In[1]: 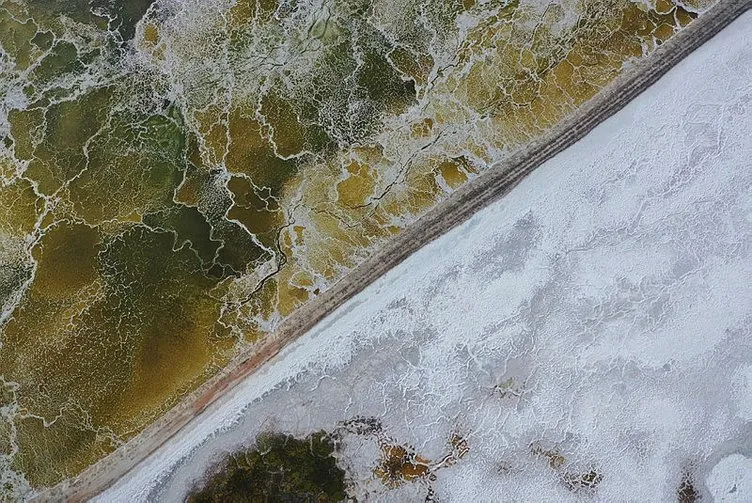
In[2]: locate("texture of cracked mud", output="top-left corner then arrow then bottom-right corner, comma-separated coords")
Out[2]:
0,0 -> 722,497
101,10 -> 752,502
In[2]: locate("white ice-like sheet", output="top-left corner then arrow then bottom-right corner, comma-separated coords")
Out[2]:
100,11 -> 752,503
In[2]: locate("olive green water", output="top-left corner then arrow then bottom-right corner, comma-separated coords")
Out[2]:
0,0 -> 714,497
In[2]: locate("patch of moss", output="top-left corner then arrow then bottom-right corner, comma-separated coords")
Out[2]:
31,40 -> 84,86
0,223 -> 234,485
14,87 -> 114,195
69,106 -> 186,223
26,0 -> 108,26
0,9 -> 39,70
91,0 -> 158,40
188,431 -> 347,503
143,205 -> 220,268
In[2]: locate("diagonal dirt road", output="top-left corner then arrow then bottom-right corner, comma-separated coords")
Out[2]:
36,0 -> 752,500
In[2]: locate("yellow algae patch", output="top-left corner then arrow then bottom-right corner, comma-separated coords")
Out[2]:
175,161 -> 209,207
261,91 -> 304,158
226,107 -> 297,191
0,177 -> 41,236
29,222 -> 99,300
12,409 -> 117,489
336,161 -> 377,208
389,46 -> 435,89
437,158 -> 470,190
226,175 -> 284,236
0,224 -> 235,483
228,0 -> 279,29
138,21 -> 166,60
143,22 -> 159,45
192,107 -> 229,167
410,117 -> 434,139
276,272 -> 311,318
0,9 -> 41,71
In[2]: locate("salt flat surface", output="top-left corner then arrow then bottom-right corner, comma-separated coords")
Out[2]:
100,11 -> 752,502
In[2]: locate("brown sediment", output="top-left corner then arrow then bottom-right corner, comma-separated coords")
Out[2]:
372,434 -> 468,489
677,473 -> 701,503
375,444 -> 434,487
340,416 -> 468,490
563,469 -> 604,492
531,443 -> 567,470
531,442 -> 603,492
32,1 -> 752,500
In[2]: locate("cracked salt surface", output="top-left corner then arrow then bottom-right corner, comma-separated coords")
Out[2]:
100,10 -> 752,503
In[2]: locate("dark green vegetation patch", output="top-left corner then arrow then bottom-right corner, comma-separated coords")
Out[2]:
187,431 -> 347,503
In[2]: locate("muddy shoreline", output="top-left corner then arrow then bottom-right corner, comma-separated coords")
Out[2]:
35,1 -> 752,500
